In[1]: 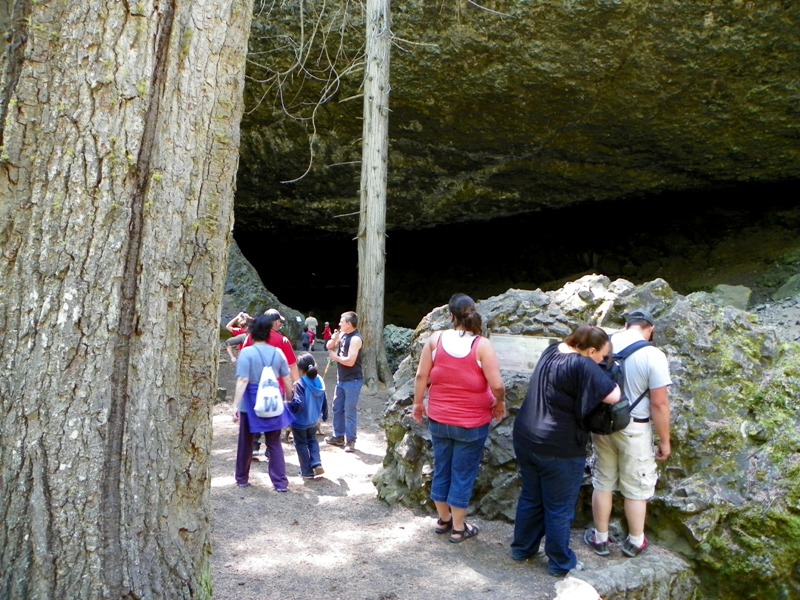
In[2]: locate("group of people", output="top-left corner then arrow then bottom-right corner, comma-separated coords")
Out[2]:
227,308 -> 365,490
412,294 -> 671,577
225,294 -> 672,578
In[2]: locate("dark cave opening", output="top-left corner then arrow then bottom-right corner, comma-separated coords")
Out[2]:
235,182 -> 799,329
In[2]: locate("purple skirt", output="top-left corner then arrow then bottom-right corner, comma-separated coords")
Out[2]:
243,383 -> 295,433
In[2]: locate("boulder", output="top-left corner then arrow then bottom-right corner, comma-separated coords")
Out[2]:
383,324 -> 414,373
712,284 -> 752,310
373,275 -> 800,599
774,274 -> 800,301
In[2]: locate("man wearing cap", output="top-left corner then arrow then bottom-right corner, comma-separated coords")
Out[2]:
584,309 -> 672,558
263,309 -> 299,380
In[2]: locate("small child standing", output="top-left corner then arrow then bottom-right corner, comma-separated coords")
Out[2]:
289,353 -> 328,479
308,328 -> 316,351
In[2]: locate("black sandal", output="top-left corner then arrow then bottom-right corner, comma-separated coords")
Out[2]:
435,517 -> 452,534
449,522 -> 479,543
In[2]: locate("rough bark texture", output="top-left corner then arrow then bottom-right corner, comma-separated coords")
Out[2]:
356,0 -> 393,389
0,0 -> 253,597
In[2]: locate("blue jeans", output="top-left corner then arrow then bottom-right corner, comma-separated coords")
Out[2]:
428,420 -> 489,509
511,441 -> 585,576
332,379 -> 363,441
292,425 -> 321,476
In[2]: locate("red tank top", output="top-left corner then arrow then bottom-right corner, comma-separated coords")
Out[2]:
428,334 -> 494,428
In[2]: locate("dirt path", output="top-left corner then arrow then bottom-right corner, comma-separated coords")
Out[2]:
210,348 -> 598,600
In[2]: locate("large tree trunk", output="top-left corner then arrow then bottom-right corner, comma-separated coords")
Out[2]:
356,0 -> 394,391
0,1 -> 253,598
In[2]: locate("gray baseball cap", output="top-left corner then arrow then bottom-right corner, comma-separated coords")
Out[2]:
626,309 -> 654,326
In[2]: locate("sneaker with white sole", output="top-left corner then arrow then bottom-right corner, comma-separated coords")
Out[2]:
325,435 -> 345,447
344,440 -> 356,453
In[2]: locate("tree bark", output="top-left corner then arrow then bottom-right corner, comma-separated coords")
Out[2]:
356,0 -> 394,391
0,1 -> 253,598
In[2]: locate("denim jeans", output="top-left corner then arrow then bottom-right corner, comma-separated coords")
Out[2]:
332,379 -> 363,441
511,441 -> 585,576
428,420 -> 489,509
292,425 -> 321,476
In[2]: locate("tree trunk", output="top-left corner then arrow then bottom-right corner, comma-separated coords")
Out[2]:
0,1 -> 253,598
356,0 -> 394,392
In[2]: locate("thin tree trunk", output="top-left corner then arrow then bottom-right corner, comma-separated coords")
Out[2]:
0,1 -> 253,597
356,0 -> 394,391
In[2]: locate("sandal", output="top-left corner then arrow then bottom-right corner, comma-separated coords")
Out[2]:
449,522 -> 479,544
434,517 -> 453,534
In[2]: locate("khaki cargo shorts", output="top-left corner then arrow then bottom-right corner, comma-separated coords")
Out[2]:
591,421 -> 658,501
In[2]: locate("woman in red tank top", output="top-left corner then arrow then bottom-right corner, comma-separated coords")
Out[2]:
412,293 -> 506,543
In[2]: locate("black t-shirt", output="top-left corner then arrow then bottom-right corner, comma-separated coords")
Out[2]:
513,343 -> 616,458
337,331 -> 363,382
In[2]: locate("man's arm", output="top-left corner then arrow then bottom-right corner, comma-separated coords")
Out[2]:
224,315 -> 239,333
326,330 -> 339,351
329,335 -> 362,367
650,385 -> 671,461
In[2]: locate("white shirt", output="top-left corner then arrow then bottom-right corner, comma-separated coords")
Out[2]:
433,329 -> 481,365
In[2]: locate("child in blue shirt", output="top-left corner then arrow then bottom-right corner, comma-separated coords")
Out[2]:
290,353 -> 328,478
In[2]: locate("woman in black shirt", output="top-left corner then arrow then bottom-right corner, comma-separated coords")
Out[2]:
511,325 -> 620,576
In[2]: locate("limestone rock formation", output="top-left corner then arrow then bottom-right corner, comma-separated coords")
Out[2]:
237,2 -> 799,236
373,275 -> 800,599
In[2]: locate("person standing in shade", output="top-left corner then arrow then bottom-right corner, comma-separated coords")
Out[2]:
511,324 -> 620,576
223,312 -> 252,364
412,293 -> 506,543
324,311 -> 363,453
305,311 -> 319,339
584,309 -> 672,558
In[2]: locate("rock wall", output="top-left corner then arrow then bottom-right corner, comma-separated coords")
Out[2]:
237,1 -> 800,236
373,275 -> 800,599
